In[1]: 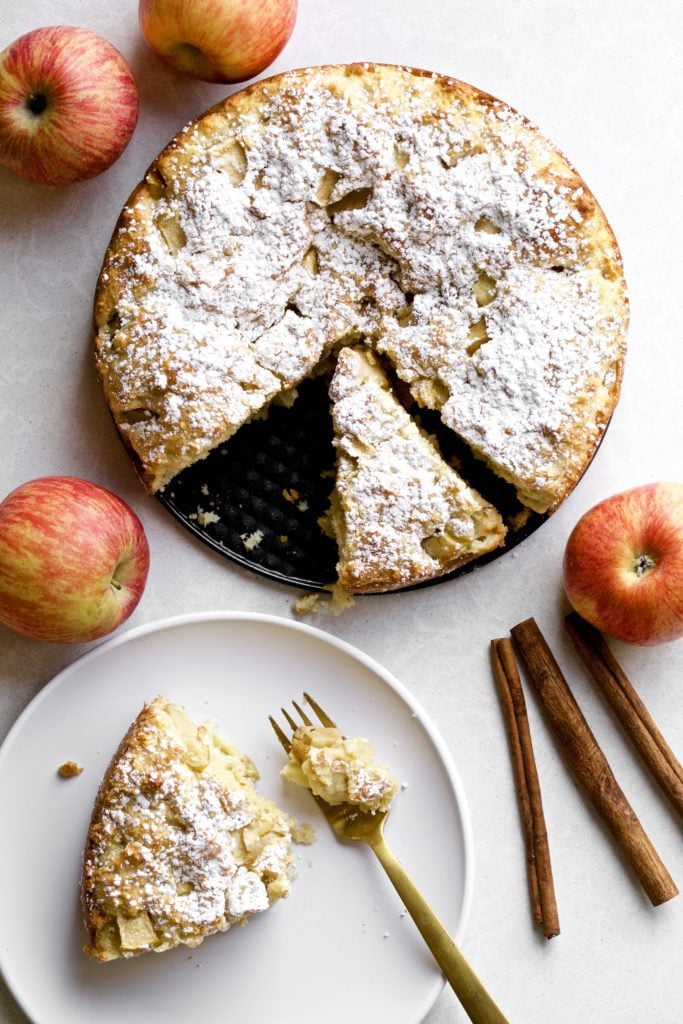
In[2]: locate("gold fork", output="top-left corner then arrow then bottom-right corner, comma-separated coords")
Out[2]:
269,693 -> 510,1024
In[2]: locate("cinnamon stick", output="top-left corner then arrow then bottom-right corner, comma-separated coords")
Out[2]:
511,617 -> 678,907
491,639 -> 560,938
564,612 -> 683,819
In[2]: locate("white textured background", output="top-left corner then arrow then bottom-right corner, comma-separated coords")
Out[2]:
1,1 -> 682,1022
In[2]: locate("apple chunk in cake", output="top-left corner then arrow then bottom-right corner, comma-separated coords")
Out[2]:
327,347 -> 506,593
282,724 -> 399,814
82,697 -> 293,962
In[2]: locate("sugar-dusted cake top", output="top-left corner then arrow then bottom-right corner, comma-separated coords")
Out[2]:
95,63 -> 626,513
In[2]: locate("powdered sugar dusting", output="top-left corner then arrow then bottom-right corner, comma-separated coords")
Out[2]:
83,698 -> 291,958
96,65 -> 626,504
330,347 -> 504,589
101,765 -> 259,928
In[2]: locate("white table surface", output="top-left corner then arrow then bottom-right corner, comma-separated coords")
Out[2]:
1,1 -> 682,1021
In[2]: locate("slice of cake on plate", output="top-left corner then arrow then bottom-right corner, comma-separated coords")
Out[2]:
82,697 -> 293,962
327,347 -> 506,593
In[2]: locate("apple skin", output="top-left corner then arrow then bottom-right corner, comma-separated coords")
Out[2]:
0,477 -> 150,644
0,26 -> 139,186
139,0 -> 297,84
563,483 -> 683,646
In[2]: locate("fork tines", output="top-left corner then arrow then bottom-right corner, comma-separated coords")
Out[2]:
268,692 -> 337,753
303,693 -> 335,728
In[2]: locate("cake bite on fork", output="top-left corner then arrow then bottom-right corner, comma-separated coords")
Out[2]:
270,694 -> 510,1024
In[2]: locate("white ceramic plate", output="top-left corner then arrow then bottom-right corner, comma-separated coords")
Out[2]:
0,613 -> 472,1024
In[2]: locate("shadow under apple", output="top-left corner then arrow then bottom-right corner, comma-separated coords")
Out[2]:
0,163 -> 81,236
127,36 -> 239,129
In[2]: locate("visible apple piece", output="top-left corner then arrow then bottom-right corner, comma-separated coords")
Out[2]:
315,167 -> 340,205
117,912 -> 160,952
218,139 -> 248,184
154,212 -> 187,255
473,271 -> 497,307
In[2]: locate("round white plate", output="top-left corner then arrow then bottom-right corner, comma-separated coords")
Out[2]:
0,612 -> 472,1024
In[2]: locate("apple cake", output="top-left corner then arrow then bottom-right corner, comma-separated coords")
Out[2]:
82,697 -> 293,962
328,346 -> 505,592
93,62 -> 627,587
282,723 -> 399,814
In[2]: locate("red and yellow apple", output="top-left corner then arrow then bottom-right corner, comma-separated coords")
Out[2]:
0,26 -> 138,186
563,483 -> 683,645
139,0 -> 297,83
0,477 -> 150,643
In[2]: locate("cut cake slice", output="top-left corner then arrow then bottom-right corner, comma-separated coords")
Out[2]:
82,697 -> 293,962
328,347 -> 506,593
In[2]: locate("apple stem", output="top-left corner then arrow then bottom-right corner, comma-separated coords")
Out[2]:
110,578 -> 122,591
27,93 -> 48,116
634,553 -> 656,578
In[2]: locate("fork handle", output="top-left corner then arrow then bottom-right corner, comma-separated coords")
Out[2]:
370,835 -> 510,1024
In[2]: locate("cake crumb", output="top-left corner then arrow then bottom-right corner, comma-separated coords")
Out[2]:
508,508 -> 531,531
327,582 -> 355,614
297,500 -> 309,512
196,507 -> 220,527
282,488 -> 300,502
293,593 -> 321,615
292,821 -> 316,845
241,529 -> 264,551
57,760 -> 83,778
293,584 -> 355,616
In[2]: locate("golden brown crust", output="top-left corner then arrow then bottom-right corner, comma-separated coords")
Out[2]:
81,708 -> 146,954
336,548 -> 494,595
93,61 -> 627,545
81,698 -> 293,962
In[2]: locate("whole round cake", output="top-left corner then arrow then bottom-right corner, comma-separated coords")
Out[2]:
94,63 -> 628,592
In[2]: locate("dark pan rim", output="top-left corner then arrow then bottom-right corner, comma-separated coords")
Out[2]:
156,415 -> 612,595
